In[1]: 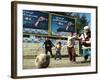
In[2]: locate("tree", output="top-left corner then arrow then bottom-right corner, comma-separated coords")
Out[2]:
78,14 -> 88,34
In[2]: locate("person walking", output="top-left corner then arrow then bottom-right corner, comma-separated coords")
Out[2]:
67,32 -> 76,62
55,41 -> 62,60
79,26 -> 91,61
43,37 -> 54,58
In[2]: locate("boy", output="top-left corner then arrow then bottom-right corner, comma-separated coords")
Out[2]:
55,41 -> 62,60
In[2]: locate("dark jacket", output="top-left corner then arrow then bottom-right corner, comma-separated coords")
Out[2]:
43,40 -> 54,49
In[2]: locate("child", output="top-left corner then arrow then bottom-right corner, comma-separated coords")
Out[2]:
55,41 -> 62,60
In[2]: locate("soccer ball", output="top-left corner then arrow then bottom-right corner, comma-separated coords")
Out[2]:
35,54 -> 50,68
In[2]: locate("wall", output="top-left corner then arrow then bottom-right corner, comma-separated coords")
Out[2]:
0,0 -> 99,80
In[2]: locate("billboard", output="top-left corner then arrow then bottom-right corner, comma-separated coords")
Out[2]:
23,10 -> 49,35
51,14 -> 75,37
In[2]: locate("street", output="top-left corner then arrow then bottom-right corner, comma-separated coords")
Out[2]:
23,56 -> 91,69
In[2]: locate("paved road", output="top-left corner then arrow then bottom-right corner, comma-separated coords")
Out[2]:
23,56 -> 91,69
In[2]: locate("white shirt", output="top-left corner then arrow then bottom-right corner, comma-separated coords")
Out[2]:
67,36 -> 76,47
79,33 -> 91,47
79,33 -> 87,41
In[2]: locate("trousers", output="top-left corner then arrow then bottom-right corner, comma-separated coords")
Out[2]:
67,46 -> 76,61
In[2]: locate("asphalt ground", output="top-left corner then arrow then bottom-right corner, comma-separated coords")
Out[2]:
23,56 -> 91,69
